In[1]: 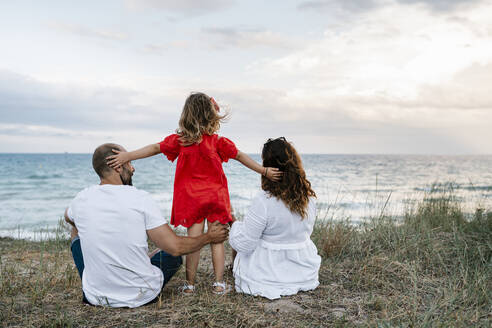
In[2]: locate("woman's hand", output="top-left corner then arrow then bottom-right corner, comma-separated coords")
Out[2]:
106,149 -> 131,168
264,167 -> 283,181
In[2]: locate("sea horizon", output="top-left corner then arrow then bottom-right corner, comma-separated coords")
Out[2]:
1,153 -> 491,240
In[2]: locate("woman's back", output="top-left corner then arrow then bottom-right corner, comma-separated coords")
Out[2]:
229,191 -> 321,300
255,191 -> 316,245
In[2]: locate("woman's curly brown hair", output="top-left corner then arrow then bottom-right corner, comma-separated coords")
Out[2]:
261,137 -> 316,219
177,92 -> 228,144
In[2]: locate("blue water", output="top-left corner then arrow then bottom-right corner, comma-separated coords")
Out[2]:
1,154 -> 491,238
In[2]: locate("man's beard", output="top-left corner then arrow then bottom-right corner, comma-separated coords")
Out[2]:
122,176 -> 133,186
120,168 -> 133,186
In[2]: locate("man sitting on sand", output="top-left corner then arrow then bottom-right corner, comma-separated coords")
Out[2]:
64,143 -> 229,308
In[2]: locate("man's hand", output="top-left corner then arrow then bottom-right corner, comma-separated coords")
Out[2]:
148,223 -> 228,257
207,221 -> 229,243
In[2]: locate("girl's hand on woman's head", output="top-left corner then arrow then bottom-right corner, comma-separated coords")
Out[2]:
106,149 -> 129,168
264,167 -> 283,182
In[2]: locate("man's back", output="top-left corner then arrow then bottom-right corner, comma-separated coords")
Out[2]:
67,184 -> 166,307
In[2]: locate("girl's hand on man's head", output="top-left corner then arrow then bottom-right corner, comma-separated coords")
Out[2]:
106,149 -> 129,169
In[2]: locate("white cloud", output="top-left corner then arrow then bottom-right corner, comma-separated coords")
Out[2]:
2,1 -> 491,154
124,0 -> 234,15
48,22 -> 128,41
297,0 -> 481,13
249,0 -> 492,127
0,123 -> 81,137
298,0 -> 378,13
202,27 -> 296,50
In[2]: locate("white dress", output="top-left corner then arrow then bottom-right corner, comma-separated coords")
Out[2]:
229,191 -> 321,300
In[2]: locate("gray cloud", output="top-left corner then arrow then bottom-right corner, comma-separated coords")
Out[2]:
0,71 -> 176,136
49,22 -> 128,41
405,62 -> 492,111
212,88 -> 475,154
0,70 -> 484,154
124,0 -> 234,15
298,0 -> 378,13
396,0 -> 482,12
202,27 -> 295,49
298,0 -> 482,13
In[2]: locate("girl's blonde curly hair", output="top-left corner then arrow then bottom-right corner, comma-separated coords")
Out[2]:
176,92 -> 228,144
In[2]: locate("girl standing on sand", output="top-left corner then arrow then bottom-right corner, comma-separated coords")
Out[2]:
107,92 -> 282,294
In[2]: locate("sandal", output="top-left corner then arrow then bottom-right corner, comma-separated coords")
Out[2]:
212,281 -> 232,295
178,283 -> 195,295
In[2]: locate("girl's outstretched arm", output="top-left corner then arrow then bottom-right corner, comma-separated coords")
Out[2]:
234,151 -> 283,181
107,143 -> 160,168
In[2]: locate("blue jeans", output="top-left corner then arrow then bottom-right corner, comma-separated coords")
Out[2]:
70,236 -> 182,305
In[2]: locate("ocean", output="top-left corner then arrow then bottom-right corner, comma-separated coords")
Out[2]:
0,153 -> 491,239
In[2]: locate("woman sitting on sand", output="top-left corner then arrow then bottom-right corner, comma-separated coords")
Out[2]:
228,137 -> 321,300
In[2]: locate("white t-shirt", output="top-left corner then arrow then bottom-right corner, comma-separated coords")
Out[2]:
67,184 -> 167,308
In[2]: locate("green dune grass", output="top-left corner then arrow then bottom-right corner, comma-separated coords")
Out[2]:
1,192 -> 491,327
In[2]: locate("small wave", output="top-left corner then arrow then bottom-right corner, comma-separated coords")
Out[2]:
459,185 -> 492,191
414,187 -> 433,192
0,229 -> 69,241
415,184 -> 492,192
357,188 -> 394,193
27,174 -> 63,180
0,192 -> 19,199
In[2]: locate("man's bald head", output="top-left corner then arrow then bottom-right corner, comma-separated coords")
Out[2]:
92,143 -> 124,178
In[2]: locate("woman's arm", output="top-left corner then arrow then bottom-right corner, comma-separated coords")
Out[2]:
107,144 -> 160,168
234,151 -> 282,181
229,196 -> 268,254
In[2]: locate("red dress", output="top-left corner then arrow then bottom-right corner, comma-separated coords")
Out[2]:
158,134 -> 238,228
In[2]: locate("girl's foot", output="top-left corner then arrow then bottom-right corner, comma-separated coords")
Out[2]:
178,283 -> 195,295
212,281 -> 232,295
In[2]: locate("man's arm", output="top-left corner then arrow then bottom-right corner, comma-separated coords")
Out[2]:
64,208 -> 75,227
64,208 -> 79,239
147,221 -> 228,257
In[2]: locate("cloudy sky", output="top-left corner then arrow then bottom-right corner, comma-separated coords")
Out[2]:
1,0 -> 491,154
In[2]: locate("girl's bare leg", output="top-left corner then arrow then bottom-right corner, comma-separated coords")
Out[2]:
185,220 -> 205,290
210,240 -> 225,291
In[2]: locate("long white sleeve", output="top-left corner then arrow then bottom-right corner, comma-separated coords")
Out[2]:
229,194 -> 267,254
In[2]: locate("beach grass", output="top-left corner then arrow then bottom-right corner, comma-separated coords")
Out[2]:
1,192 -> 491,327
